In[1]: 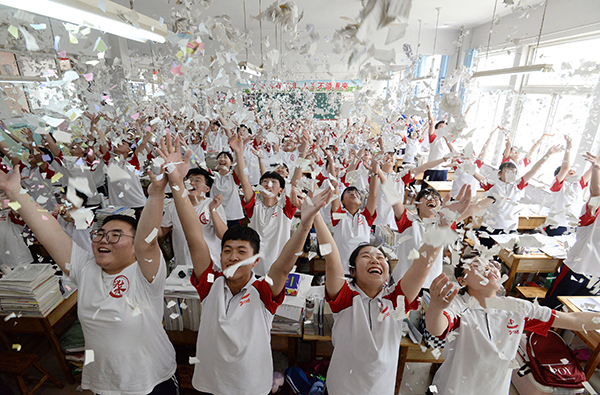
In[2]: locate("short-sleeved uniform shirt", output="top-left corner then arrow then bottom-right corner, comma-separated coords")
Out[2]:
68,244 -> 176,395
331,206 -> 377,274
325,281 -> 418,395
546,176 -> 588,228
431,294 -> 556,395
190,266 -> 284,395
212,169 -> 245,221
564,204 -> 600,276
242,193 -> 296,276
480,177 -> 529,230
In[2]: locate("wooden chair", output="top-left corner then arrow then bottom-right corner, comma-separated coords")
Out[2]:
0,352 -> 64,395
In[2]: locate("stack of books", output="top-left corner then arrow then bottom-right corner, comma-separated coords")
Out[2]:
0,264 -> 63,317
272,273 -> 313,336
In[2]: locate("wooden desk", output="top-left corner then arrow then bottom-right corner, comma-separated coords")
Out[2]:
558,296 -> 600,379
302,333 -> 443,394
498,249 -> 562,292
0,290 -> 78,384
416,172 -> 454,181
424,181 -> 484,198
518,215 -> 547,230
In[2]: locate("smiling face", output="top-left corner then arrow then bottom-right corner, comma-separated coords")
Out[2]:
216,152 -> 232,170
351,246 -> 390,292
237,126 -> 250,141
416,192 -> 441,218
187,174 -> 210,199
92,220 -> 137,274
457,257 -> 502,295
260,177 -> 283,197
282,137 -> 296,152
220,240 -> 258,282
499,166 -> 517,183
114,141 -> 131,156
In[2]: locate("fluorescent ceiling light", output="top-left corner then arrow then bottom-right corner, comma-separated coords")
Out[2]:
0,75 -> 52,83
239,61 -> 263,77
472,64 -> 553,78
0,0 -> 168,43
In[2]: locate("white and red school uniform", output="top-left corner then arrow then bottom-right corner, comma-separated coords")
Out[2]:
331,206 -> 377,274
243,142 -> 262,185
546,176 -> 588,229
188,142 -> 206,168
68,244 -> 177,395
563,204 -> 600,276
190,265 -> 284,395
161,197 -> 226,268
431,293 -> 556,395
427,132 -> 450,170
211,169 -> 245,221
103,151 -> 146,208
374,171 -> 413,230
342,161 -> 370,191
202,129 -> 229,153
479,177 -> 529,231
393,209 -> 456,289
403,134 -> 424,164
325,281 -> 418,395
242,193 -> 296,276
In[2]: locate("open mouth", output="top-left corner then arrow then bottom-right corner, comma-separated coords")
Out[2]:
368,267 -> 382,275
98,247 -> 111,254
427,201 -> 437,208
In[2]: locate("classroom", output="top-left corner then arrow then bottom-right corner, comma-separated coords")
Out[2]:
0,0 -> 600,394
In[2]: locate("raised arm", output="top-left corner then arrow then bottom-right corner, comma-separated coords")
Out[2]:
427,103 -> 435,137
522,145 -> 561,185
477,126 -> 499,163
0,141 -> 21,167
0,166 -> 72,273
502,134 -> 512,162
315,211 -> 345,299
583,152 -> 600,202
410,157 -> 447,179
364,157 -> 379,215
158,134 -> 211,280
230,136 -> 254,204
555,136 -> 572,183
134,166 -> 168,282
267,188 -> 333,297
425,273 -> 458,336
527,133 -> 553,161
400,185 -> 472,303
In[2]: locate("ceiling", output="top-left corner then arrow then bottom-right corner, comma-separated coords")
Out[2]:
114,0 -> 547,39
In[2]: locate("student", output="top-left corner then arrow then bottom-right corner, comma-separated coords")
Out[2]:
474,145 -> 561,248
210,150 -> 245,228
331,158 -> 379,274
544,135 -> 592,236
0,163 -> 178,394
317,185 -> 472,395
157,133 -> 332,395
425,252 -> 600,395
160,167 -> 227,267
424,104 -> 453,182
502,132 -> 553,176
230,136 -> 302,276
237,124 -> 262,185
543,152 -> 600,309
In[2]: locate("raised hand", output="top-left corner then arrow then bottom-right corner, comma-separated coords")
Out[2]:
546,144 -> 562,157
289,187 -> 304,209
565,135 -> 573,150
440,185 -> 472,226
229,135 -> 243,153
584,152 -> 600,169
157,132 -> 192,185
429,273 -> 459,311
209,194 -> 223,211
301,188 -> 333,227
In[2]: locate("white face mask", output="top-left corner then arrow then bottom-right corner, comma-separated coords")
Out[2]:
504,170 -> 516,183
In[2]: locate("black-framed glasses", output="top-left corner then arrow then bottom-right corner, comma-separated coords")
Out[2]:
90,230 -> 135,244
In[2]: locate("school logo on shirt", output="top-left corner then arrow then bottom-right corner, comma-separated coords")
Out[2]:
507,318 -> 519,335
240,293 -> 250,307
199,211 -> 210,225
109,275 -> 129,298
358,217 -> 364,226
271,210 -> 278,219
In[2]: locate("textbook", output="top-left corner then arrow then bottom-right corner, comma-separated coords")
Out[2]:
0,264 -> 63,317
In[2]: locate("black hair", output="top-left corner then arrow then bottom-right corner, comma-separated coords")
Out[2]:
435,120 -> 447,129
415,187 -> 442,203
186,167 -> 214,193
499,162 -> 518,172
237,124 -> 252,135
75,189 -> 89,207
217,151 -> 234,163
260,171 -> 286,191
221,226 -> 260,255
554,166 -> 562,177
341,186 -> 359,202
212,120 -> 221,127
102,214 -> 138,233
271,162 -> 289,173
348,243 -> 390,285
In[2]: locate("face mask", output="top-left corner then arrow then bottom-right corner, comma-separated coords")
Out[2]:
504,170 -> 516,183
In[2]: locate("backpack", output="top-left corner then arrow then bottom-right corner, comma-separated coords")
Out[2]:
526,330 -> 586,389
